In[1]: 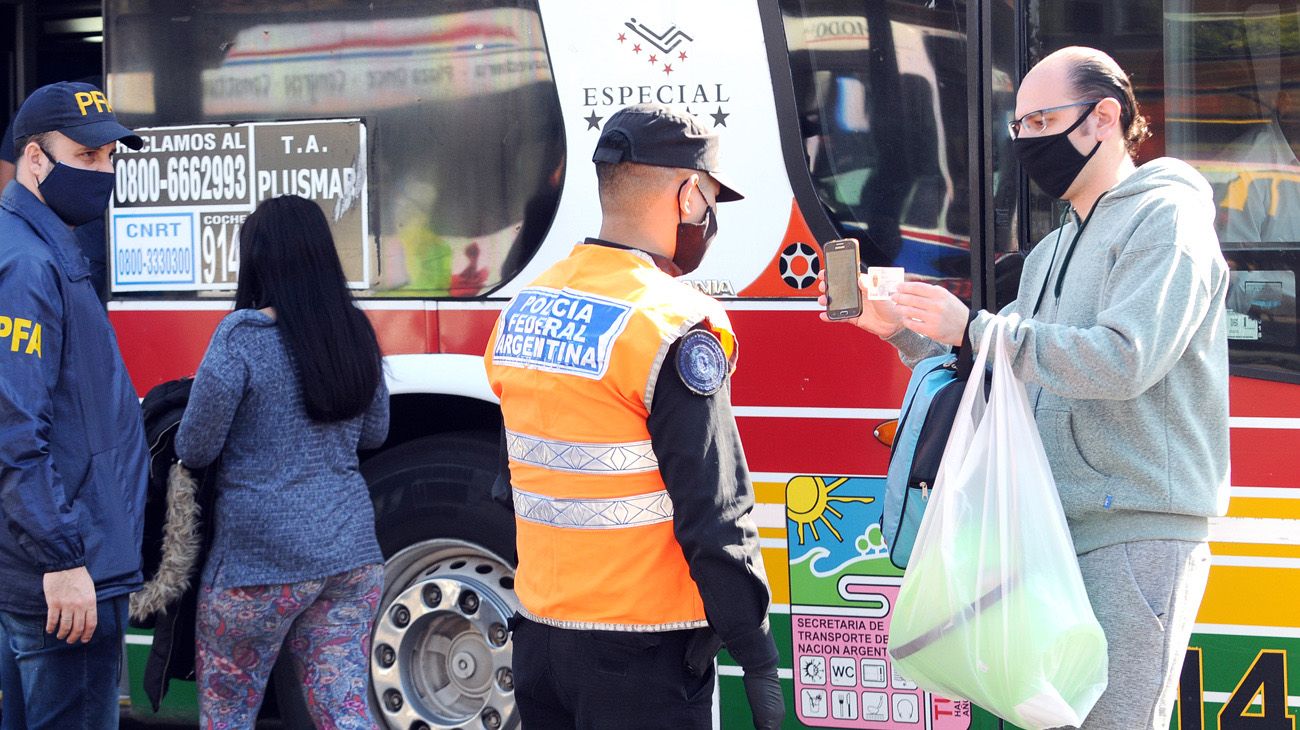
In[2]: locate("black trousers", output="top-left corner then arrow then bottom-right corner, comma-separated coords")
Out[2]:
511,617 -> 715,729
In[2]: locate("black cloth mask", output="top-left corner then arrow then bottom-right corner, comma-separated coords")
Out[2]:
38,146 -> 115,226
1012,104 -> 1102,199
674,179 -> 719,275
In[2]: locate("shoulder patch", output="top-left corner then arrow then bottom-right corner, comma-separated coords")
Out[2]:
676,329 -> 727,396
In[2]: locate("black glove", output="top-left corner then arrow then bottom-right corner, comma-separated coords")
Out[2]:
683,628 -> 723,678
742,664 -> 784,729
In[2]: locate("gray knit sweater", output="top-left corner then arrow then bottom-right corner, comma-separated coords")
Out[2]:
176,309 -> 388,589
889,158 -> 1231,554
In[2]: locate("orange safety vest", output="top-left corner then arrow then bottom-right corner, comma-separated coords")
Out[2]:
484,243 -> 738,631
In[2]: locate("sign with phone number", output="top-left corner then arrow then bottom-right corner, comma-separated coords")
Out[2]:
109,119 -> 369,292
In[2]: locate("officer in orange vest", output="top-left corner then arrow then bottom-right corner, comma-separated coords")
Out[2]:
485,104 -> 783,729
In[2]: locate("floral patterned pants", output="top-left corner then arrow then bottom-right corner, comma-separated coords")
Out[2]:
196,563 -> 384,730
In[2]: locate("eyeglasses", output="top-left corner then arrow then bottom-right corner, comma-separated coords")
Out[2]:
1007,100 -> 1100,139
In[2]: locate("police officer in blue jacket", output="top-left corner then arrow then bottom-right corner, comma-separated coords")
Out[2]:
0,81 -> 148,729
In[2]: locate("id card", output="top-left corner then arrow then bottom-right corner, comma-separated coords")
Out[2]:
866,267 -> 905,300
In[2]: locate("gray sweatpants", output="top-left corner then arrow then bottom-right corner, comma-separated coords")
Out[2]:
1066,540 -> 1212,730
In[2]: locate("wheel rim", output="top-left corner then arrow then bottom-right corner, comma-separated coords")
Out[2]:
371,539 -> 519,730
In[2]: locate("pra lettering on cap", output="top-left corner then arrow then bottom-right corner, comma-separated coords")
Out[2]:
0,316 -> 43,357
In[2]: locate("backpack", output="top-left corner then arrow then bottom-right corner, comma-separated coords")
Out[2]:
881,350 -> 974,569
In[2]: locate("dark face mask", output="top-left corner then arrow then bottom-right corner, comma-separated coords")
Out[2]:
674,180 -> 719,275
1012,104 -> 1102,199
38,146 -> 116,226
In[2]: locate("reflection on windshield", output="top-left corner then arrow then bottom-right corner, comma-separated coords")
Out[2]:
1166,2 -> 1298,375
200,10 -> 551,115
780,0 -> 972,298
108,2 -> 564,297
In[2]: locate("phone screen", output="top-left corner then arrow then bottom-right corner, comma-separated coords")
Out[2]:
825,241 -> 861,318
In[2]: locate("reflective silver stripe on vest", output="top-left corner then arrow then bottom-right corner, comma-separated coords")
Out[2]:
512,487 -> 674,529
506,430 -> 659,474
518,606 -> 708,633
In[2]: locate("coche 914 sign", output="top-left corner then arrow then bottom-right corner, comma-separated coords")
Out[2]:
109,118 -> 370,292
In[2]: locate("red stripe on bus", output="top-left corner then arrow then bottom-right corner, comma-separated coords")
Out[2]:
736,416 -> 891,475
1230,429 -> 1300,488
1228,376 -> 1300,419
728,310 -> 914,408
110,309 -> 226,396
109,308 -> 432,396
437,309 -> 500,356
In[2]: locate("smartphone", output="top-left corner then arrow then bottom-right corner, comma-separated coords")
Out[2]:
823,238 -> 862,320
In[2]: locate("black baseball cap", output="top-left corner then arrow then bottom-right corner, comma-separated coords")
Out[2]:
592,104 -> 743,202
12,81 -> 143,151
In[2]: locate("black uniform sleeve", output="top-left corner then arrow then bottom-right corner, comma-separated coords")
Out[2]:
647,336 -> 779,673
490,425 -> 514,510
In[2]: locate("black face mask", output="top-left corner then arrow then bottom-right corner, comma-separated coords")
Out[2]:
1012,104 -> 1102,199
38,146 -> 115,226
674,180 -> 719,275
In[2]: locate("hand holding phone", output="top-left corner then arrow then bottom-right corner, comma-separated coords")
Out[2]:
818,242 -> 907,338
823,238 -> 862,321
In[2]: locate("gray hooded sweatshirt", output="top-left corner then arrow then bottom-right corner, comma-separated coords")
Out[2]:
889,157 -> 1231,554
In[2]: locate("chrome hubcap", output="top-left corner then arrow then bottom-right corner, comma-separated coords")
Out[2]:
371,540 -> 519,730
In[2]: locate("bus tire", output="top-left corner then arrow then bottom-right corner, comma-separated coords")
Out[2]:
364,431 -> 520,730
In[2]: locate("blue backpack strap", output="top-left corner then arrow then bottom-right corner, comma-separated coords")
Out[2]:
889,355 -> 958,463
882,353 -> 963,568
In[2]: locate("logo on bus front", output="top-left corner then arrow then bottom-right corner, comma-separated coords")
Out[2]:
581,18 -> 732,133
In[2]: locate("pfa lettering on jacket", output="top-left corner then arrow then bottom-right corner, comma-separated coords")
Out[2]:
0,316 -> 43,357
493,287 -> 632,379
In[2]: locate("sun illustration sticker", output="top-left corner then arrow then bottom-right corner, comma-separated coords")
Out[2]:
787,475 -> 875,545
785,475 -> 971,728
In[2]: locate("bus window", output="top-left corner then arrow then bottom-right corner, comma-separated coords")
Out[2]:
105,0 -> 565,298
1029,0 -> 1299,382
779,0 -> 972,299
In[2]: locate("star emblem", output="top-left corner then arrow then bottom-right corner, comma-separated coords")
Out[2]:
633,43 -> 642,53
710,107 -> 729,127
617,33 -> 626,42
678,51 -> 688,61
662,63 -> 674,76
584,111 -> 603,130
648,54 -> 658,64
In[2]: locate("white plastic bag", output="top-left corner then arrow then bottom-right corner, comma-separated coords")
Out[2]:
887,314 -> 1108,729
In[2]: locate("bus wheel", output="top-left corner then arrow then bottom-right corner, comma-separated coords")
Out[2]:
365,432 -> 520,730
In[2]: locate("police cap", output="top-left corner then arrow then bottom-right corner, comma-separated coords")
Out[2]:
592,104 -> 742,202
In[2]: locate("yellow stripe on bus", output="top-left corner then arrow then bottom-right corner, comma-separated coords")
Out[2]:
1212,541 -> 1300,558
1198,565 -> 1300,627
1226,498 -> 1300,520
762,546 -> 791,605
755,481 -> 787,504
754,480 -> 792,602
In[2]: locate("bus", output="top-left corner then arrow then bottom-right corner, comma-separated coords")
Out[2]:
21,0 -> 1292,727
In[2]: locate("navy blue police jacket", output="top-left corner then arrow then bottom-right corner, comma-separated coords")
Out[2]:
0,181 -> 148,615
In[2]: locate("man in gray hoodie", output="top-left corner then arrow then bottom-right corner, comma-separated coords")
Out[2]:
826,47 -> 1230,728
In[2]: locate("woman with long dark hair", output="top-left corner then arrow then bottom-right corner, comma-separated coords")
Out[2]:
177,195 -> 387,729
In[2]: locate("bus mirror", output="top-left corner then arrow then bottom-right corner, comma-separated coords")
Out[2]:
874,419 -> 898,448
